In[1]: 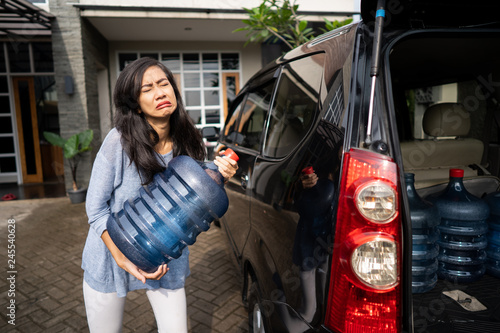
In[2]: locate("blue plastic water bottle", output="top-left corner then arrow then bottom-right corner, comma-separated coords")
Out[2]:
484,192 -> 500,278
405,173 -> 440,293
107,149 -> 239,272
426,169 -> 489,283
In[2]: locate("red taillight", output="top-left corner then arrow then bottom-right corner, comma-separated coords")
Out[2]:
325,148 -> 402,332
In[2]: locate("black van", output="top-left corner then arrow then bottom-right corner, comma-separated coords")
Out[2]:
215,1 -> 500,332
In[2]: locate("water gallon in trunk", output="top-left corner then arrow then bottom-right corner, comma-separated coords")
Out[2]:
426,169 -> 489,283
405,173 -> 440,293
484,192 -> 500,278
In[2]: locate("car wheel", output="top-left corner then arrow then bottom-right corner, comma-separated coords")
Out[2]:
248,281 -> 266,333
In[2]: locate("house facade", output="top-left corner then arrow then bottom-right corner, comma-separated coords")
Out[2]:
0,0 -> 356,190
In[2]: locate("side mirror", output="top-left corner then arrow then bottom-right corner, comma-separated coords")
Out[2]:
226,132 -> 245,145
201,126 -> 219,141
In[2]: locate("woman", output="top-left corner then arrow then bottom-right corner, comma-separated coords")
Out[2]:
82,57 -> 238,332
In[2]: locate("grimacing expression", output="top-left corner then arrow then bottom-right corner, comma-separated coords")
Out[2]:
138,66 -> 178,121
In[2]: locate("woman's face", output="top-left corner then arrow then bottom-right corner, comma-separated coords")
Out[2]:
137,66 -> 177,122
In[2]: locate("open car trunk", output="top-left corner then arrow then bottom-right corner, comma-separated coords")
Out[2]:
388,29 -> 500,332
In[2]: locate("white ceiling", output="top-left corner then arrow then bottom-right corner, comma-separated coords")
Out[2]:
86,17 -> 249,42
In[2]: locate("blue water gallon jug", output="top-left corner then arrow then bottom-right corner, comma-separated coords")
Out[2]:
484,192 -> 500,278
426,169 -> 489,283
107,149 -> 239,272
405,173 -> 440,293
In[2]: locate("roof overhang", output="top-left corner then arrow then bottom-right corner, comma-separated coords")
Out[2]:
0,0 -> 53,38
76,5 -> 355,42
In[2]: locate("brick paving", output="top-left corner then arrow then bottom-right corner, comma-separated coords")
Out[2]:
0,198 -> 248,332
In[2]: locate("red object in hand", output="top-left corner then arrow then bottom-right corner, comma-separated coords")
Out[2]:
302,166 -> 314,175
222,148 -> 239,162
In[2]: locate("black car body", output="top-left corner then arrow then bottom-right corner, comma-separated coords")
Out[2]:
215,1 -> 500,332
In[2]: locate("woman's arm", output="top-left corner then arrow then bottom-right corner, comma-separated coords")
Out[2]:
101,231 -> 168,283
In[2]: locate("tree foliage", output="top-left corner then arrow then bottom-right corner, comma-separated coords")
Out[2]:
235,0 -> 353,50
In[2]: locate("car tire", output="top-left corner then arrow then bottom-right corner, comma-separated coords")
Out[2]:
248,281 -> 266,333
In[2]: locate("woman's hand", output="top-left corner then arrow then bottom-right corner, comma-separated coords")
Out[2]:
300,172 -> 318,189
213,150 -> 239,181
101,231 -> 169,283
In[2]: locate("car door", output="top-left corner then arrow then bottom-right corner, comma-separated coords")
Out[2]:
219,68 -> 279,258
250,53 -> 345,329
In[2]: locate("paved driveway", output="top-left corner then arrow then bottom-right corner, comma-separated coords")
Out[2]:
0,198 -> 248,332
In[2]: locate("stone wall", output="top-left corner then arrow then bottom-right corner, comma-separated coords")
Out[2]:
49,0 -> 108,190
82,17 -> 109,144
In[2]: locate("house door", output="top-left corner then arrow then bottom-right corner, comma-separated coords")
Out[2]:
13,77 -> 43,183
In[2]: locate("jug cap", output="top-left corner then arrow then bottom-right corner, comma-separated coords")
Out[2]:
222,148 -> 239,162
450,168 -> 464,178
302,166 -> 314,175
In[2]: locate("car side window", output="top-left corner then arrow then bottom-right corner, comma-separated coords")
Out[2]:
223,94 -> 246,144
263,54 -> 324,158
223,71 -> 277,150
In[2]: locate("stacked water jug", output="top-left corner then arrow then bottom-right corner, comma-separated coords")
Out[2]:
426,169 -> 489,283
484,192 -> 500,278
405,173 -> 440,293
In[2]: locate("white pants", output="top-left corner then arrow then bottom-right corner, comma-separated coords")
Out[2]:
83,280 -> 187,333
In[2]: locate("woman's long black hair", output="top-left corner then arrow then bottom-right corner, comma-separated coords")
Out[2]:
113,57 -> 206,185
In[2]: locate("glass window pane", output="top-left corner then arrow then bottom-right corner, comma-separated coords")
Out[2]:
0,157 -> 16,173
0,76 -> 7,93
203,73 -> 219,88
184,73 -> 200,88
119,53 -> 138,71
0,43 -> 6,72
8,42 -> 30,72
224,94 -> 244,138
237,81 -> 275,150
0,96 -> 10,113
0,116 -> 12,133
221,53 -> 239,70
0,137 -> 14,153
17,79 -> 37,175
140,53 -> 158,60
161,53 -> 180,71
206,109 -> 220,124
264,57 -> 323,158
187,109 -> 202,124
225,75 -> 237,109
203,53 -> 219,70
183,54 -> 200,70
204,90 -> 219,106
33,42 -> 54,72
185,91 -> 201,106
35,76 -> 59,134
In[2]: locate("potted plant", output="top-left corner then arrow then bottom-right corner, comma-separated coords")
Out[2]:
43,129 -> 94,204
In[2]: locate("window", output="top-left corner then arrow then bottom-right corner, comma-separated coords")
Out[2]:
224,70 -> 277,151
8,42 -> 30,73
0,43 -> 5,73
32,42 -> 54,72
263,55 -> 324,158
119,53 -> 138,71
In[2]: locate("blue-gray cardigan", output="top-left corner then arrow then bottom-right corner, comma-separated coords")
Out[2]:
82,128 -> 190,297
